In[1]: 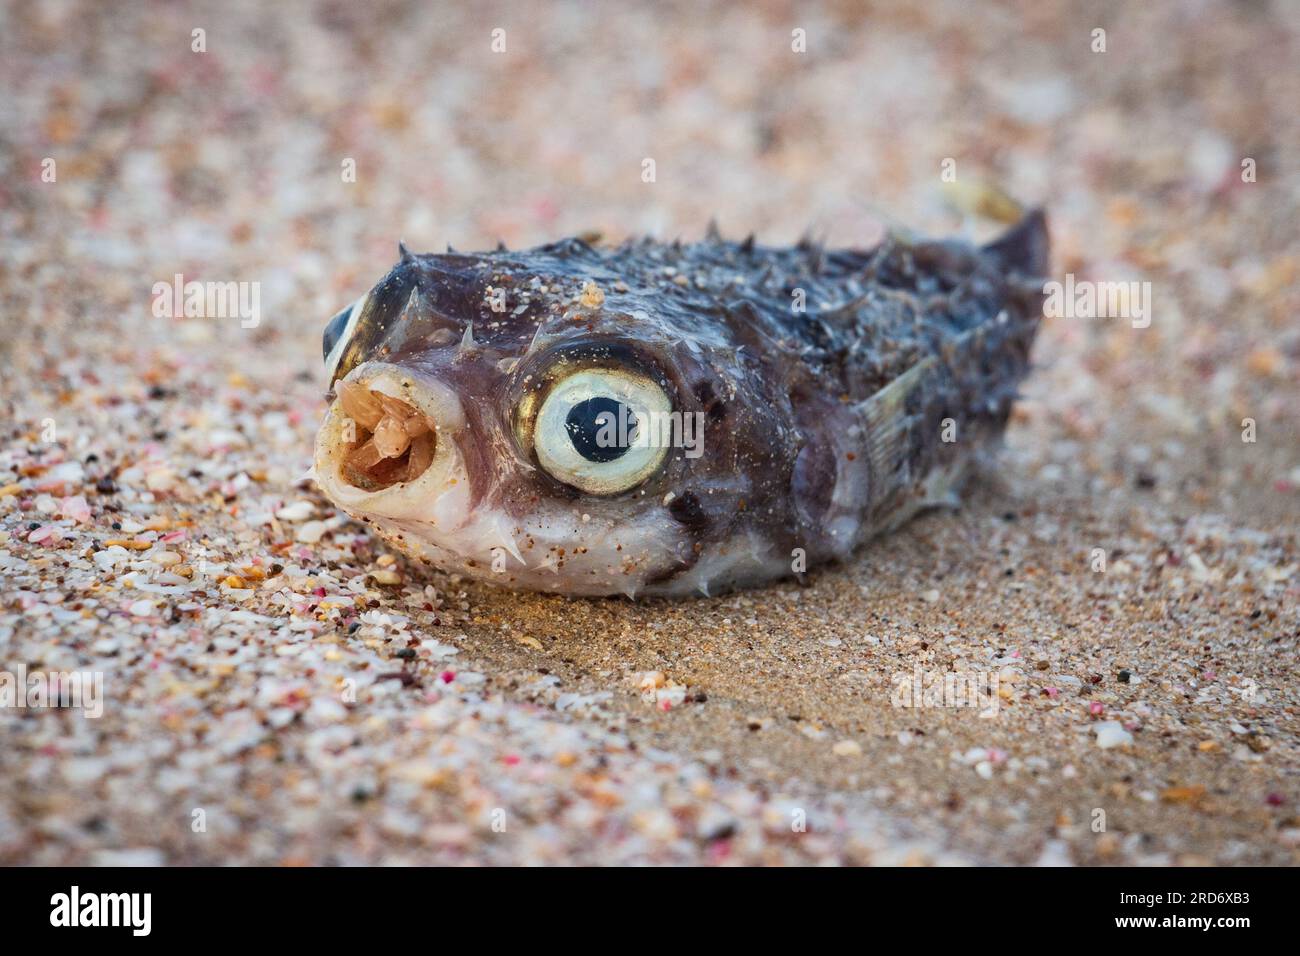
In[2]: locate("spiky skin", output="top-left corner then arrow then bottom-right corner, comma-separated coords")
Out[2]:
313,213 -> 1049,597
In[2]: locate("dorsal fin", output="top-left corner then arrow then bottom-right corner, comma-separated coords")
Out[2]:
398,240 -> 415,263
983,209 -> 1049,277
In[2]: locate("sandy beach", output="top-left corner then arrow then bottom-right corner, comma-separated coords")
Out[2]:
1,0 -> 1297,864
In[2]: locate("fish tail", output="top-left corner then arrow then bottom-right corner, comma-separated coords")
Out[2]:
983,208 -> 1050,280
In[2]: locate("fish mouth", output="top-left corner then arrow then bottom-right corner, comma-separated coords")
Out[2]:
314,362 -> 470,523
335,379 -> 437,490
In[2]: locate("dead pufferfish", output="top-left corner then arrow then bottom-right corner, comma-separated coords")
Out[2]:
313,212 -> 1049,598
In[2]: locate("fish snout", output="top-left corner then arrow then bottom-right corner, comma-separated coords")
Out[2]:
314,362 -> 467,511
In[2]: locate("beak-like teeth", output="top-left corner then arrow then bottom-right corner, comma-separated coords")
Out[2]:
333,382 -> 438,491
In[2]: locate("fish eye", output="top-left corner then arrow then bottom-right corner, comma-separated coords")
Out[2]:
322,306 -> 350,364
532,369 -> 672,495
323,294 -> 367,383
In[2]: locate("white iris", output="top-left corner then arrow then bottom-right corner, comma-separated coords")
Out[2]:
533,369 -> 672,495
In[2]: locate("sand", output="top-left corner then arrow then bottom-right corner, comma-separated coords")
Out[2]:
1,0 -> 1297,865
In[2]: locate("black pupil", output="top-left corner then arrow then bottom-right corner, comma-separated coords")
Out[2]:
322,305 -> 351,364
565,397 -> 638,463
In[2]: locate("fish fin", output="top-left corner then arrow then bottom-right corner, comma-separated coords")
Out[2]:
916,461 -> 965,510
398,240 -> 415,263
855,323 -> 998,527
855,354 -> 936,497
983,208 -> 1049,277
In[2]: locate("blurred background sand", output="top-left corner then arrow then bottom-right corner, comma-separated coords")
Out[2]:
1,0 -> 1297,864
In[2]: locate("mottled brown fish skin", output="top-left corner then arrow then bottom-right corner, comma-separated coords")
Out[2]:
316,212 -> 1049,596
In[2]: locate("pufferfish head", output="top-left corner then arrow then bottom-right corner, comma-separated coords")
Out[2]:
312,241 -> 784,598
